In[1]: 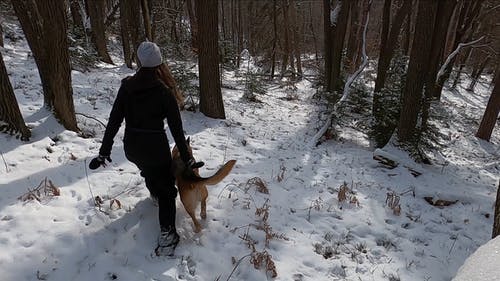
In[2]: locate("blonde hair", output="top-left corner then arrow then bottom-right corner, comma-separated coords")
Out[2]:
157,63 -> 185,109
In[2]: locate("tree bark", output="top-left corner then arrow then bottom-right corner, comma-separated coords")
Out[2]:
374,0 -> 411,94
397,0 -> 438,142
401,5 -> 411,56
329,0 -> 350,93
0,22 -> 3,47
0,50 -> 31,140
120,0 -> 133,68
141,0 -> 152,41
476,59 -> 500,141
281,0 -> 293,76
120,0 -> 144,68
270,0 -> 278,79
12,0 -> 78,131
433,0 -> 484,100
309,1 -> 319,63
196,0 -> 225,119
345,0 -> 361,73
87,0 -> 113,64
186,0 -> 198,54
323,0 -> 332,91
236,0 -> 243,67
421,0 -> 457,132
492,180 -> 500,238
467,55 -> 490,92
290,1 -> 302,76
69,0 -> 84,31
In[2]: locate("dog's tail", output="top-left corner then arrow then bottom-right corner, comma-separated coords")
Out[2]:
182,160 -> 236,185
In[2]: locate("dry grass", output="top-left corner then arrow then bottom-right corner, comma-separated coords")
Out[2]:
337,182 -> 359,207
386,192 -> 401,216
276,163 -> 286,182
236,199 -> 288,278
246,177 -> 269,194
18,177 -> 60,202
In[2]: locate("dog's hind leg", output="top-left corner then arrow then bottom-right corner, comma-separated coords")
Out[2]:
200,200 -> 206,220
200,187 -> 208,220
186,209 -> 202,233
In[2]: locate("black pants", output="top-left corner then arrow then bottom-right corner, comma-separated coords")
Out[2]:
124,132 -> 177,229
139,165 -> 177,228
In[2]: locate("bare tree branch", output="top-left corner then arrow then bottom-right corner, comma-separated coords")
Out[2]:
436,36 -> 486,84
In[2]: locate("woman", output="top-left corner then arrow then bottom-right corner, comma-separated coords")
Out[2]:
89,41 -> 202,256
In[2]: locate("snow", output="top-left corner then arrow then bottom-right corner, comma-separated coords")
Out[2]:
453,236 -> 500,281
1,23 -> 500,281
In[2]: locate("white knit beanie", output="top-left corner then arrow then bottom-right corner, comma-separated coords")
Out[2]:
137,41 -> 162,67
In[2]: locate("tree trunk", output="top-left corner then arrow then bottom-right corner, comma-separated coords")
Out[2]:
309,2 -> 319,63
220,0 -> 226,41
476,60 -> 500,141
345,0 -> 360,73
196,0 -> 225,119
451,46 -> 473,88
292,2 -> 304,76
401,7 -> 411,56
120,0 -> 144,68
87,0 -> 113,64
120,0 -> 133,68
433,0 -> 484,100
38,1 -> 79,131
12,0 -> 78,131
492,180 -> 500,238
397,0 -> 438,142
374,0 -> 411,94
69,0 -> 84,31
0,22 -> 3,47
236,0 -> 243,68
329,0 -> 350,93
290,1 -> 302,76
0,50 -> 31,140
141,0 -> 152,41
270,0 -> 278,79
467,55 -> 490,92
323,0 -> 333,91
186,0 -> 198,54
421,0 -> 457,132
281,0 -> 292,76
372,0 -> 411,142
376,0 -> 391,79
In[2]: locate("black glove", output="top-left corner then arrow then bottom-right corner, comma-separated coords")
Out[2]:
187,158 -> 204,169
89,155 -> 112,170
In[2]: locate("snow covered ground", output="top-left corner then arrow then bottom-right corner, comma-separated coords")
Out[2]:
1,23 -> 499,281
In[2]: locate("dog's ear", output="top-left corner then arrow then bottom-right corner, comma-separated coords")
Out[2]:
186,137 -> 190,145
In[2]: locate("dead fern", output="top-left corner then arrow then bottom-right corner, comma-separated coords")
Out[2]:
236,199 -> 288,278
337,182 -> 359,207
246,177 -> 269,194
251,250 -> 278,278
276,163 -> 286,182
386,192 -> 401,216
18,177 -> 60,202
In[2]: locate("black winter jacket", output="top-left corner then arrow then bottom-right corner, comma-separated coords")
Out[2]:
99,68 -> 190,166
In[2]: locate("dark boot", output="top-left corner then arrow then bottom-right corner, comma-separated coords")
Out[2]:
155,226 -> 180,256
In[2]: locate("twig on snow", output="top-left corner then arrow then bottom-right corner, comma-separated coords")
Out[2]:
76,112 -> 106,127
0,148 -> 9,173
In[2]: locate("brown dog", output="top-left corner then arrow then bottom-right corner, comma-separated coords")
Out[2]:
171,139 -> 236,233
